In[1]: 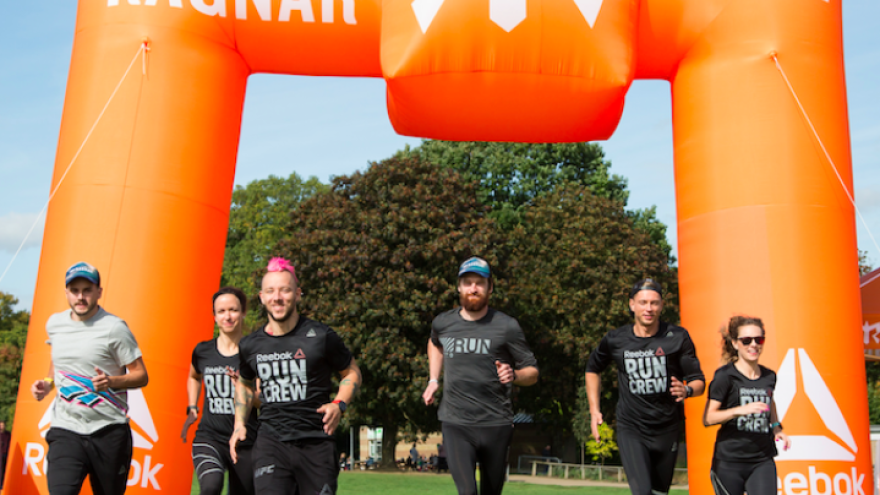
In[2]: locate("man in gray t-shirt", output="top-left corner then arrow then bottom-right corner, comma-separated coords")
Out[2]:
422,257 -> 538,495
31,262 -> 149,495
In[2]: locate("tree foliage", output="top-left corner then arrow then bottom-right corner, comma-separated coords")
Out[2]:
404,141 -> 628,229
272,156 -> 506,464
222,173 -> 327,328
406,140 -> 674,261
506,184 -> 679,435
0,292 -> 30,426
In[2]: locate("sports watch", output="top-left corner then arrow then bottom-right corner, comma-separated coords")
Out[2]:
333,400 -> 347,413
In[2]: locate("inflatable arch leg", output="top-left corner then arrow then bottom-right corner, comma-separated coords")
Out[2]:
4,17 -> 249,495
671,1 -> 872,493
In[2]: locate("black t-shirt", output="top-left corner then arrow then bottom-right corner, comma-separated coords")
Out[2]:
708,363 -> 778,462
191,340 -> 260,446
586,322 -> 704,433
239,317 -> 353,441
431,308 -> 538,426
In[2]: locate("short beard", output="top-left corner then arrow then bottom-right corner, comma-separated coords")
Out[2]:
71,300 -> 97,317
268,305 -> 296,323
460,293 -> 489,312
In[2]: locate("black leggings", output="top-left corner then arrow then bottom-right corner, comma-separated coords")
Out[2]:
192,436 -> 255,495
710,458 -> 776,495
442,422 -> 513,495
617,426 -> 680,495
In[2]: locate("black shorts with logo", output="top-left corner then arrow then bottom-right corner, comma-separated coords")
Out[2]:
251,433 -> 338,495
45,423 -> 133,495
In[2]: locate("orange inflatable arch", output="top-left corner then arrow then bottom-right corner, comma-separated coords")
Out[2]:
4,1 -> 871,494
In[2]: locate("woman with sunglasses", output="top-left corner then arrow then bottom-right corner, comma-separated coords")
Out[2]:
703,316 -> 790,495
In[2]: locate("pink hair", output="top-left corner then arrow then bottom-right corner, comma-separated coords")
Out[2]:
267,257 -> 298,283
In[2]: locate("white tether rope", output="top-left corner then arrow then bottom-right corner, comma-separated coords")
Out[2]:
0,41 -> 149,286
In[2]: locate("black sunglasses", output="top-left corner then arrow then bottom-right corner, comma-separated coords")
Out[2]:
737,336 -> 765,346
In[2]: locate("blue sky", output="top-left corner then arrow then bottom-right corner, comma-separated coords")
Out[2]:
1,1 -> 878,311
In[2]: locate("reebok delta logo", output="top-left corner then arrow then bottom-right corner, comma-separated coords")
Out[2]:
774,348 -> 866,495
26,388 -> 164,489
774,349 -> 857,461
412,0 -> 605,33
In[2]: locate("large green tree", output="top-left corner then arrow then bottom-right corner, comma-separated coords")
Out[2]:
0,292 -> 30,426
222,173 -> 327,327
505,184 -> 678,441
272,156 -> 506,465
405,140 -> 674,261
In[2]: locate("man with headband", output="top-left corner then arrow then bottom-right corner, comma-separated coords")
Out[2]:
230,257 -> 362,495
422,256 -> 539,495
585,278 -> 704,495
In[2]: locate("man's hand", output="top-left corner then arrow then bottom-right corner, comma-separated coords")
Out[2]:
93,367 -> 110,392
670,377 -> 689,402
31,379 -> 53,401
423,381 -> 439,405
317,402 -> 342,435
180,409 -> 198,443
495,361 -> 515,384
229,425 -> 246,463
590,411 -> 604,443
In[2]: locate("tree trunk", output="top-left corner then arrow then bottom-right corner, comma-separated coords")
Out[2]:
381,419 -> 399,469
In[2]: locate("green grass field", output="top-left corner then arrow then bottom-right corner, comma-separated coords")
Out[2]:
191,471 -> 689,494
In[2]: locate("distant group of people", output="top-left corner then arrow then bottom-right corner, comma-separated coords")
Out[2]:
402,443 -> 448,473
24,255 -> 788,495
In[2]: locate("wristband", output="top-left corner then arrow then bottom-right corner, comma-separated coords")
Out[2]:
685,385 -> 693,398
186,405 -> 199,415
44,377 -> 54,384
770,422 -> 782,430
428,379 -> 438,384
333,400 -> 347,413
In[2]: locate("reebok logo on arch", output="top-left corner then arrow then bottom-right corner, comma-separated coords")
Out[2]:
412,0 -> 605,33
774,348 -> 857,462
28,389 -> 165,489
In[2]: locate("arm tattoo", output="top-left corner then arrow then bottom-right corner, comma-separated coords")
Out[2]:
234,380 -> 255,423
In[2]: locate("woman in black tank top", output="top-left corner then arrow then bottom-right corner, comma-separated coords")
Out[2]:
703,316 -> 790,495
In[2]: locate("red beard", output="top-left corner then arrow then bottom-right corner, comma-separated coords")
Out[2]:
460,292 -> 489,312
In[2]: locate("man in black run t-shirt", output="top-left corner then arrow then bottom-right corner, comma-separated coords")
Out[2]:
423,257 -> 539,495
585,278 -> 705,495
229,258 -> 362,495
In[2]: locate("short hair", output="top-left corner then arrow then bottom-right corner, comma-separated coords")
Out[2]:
212,287 -> 247,313
629,278 -> 662,299
266,257 -> 299,285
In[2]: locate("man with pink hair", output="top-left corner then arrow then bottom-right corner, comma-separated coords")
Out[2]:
230,257 -> 361,495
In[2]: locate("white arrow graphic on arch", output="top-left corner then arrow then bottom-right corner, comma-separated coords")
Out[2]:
412,0 -> 605,33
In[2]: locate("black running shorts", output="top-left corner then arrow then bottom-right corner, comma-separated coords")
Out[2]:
45,424 -> 132,495
251,434 -> 338,495
442,422 -> 514,495
617,425 -> 680,495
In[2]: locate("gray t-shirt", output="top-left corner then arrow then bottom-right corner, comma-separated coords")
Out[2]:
46,307 -> 142,435
431,308 -> 538,426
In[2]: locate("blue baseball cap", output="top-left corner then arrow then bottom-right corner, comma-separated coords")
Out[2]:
458,257 -> 491,278
65,262 -> 101,286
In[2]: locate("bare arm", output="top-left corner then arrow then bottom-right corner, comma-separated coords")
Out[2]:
229,375 -> 256,462
317,359 -> 362,435
585,371 -> 603,442
31,362 -> 56,401
93,357 -> 149,392
703,398 -> 768,426
180,365 -> 202,442
513,366 -> 538,386
423,339 -> 444,405
187,365 -> 203,409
